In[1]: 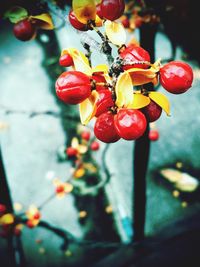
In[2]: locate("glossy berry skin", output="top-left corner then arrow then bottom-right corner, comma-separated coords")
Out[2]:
160,61 -> 193,94
96,90 -> 114,117
55,71 -> 91,104
96,4 -> 104,19
91,141 -> 100,151
100,0 -> 125,21
59,53 -> 73,67
66,147 -> 78,157
149,129 -> 159,141
94,112 -> 120,143
120,45 -> 150,70
69,10 -> 87,31
143,100 -> 162,122
114,109 -> 147,140
81,131 -> 91,141
13,19 -> 36,41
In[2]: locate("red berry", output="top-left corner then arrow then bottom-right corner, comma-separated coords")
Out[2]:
14,228 -> 21,236
96,4 -> 104,19
92,73 -> 108,91
160,61 -> 193,94
90,141 -> 100,151
13,19 -> 36,41
55,71 -> 91,104
59,53 -> 73,67
66,147 -> 78,157
143,100 -> 162,122
120,45 -> 150,70
33,212 -> 41,220
134,16 -> 143,28
149,129 -> 159,141
121,17 -> 130,28
114,109 -> 147,140
26,220 -> 35,228
69,10 -> 87,31
100,0 -> 125,21
81,131 -> 91,141
56,185 -> 65,194
94,112 -> 120,143
96,90 -> 114,117
0,204 -> 6,214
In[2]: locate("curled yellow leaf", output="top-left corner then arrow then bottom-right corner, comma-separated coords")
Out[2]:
71,137 -> 79,149
127,68 -> 157,86
105,20 -> 126,46
149,91 -> 170,115
29,13 -> 54,30
92,64 -> 109,73
73,0 -> 96,24
79,90 -> 99,125
115,72 -> 133,108
95,14 -> 103,27
66,48 -> 92,75
127,92 -> 150,109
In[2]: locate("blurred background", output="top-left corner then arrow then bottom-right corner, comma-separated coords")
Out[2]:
1,0 -> 200,266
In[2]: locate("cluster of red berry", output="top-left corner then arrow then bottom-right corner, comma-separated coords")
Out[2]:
69,0 -> 125,31
56,41 -> 193,143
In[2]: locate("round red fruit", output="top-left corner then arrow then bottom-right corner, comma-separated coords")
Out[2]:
143,100 -> 162,122
114,109 -> 147,140
13,19 -> 36,41
149,129 -> 159,141
66,147 -> 78,157
100,0 -> 125,21
55,71 -> 91,104
90,141 -> 100,151
0,204 -> 6,214
59,53 -> 73,67
120,44 -> 150,70
81,131 -> 91,141
160,61 -> 193,94
96,4 -> 104,19
33,212 -> 41,220
94,112 -> 120,143
69,10 -> 87,31
96,90 -> 114,117
121,17 -> 130,28
26,220 -> 35,228
56,185 -> 65,194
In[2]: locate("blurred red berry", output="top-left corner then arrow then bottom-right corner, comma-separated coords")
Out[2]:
66,147 -> 78,157
149,129 -> 159,141
90,141 -> 100,151
59,53 -> 73,67
81,131 -> 91,141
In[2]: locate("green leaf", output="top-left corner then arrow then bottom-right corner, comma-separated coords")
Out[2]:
4,6 -> 28,23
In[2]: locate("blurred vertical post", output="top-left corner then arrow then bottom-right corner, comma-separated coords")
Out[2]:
0,148 -> 26,267
133,19 -> 157,241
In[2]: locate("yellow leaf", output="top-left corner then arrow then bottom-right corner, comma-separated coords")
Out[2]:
67,48 -> 92,75
105,20 -> 126,46
127,68 -> 157,86
95,14 -> 103,27
29,13 -> 54,30
127,91 -> 150,109
71,137 -> 79,148
73,0 -> 96,24
79,90 -> 99,125
78,144 -> 88,154
149,91 -> 170,115
92,64 -> 109,73
73,167 -> 85,178
0,214 -> 14,225
115,72 -> 133,108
